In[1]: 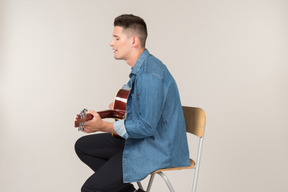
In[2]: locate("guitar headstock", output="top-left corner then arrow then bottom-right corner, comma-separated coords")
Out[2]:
78,108 -> 88,131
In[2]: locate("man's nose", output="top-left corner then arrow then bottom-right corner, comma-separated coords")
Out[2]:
109,39 -> 114,47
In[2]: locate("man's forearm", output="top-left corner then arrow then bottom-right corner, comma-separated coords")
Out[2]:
101,121 -> 117,135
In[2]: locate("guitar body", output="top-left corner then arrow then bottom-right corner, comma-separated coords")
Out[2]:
113,88 -> 130,112
74,89 -> 130,129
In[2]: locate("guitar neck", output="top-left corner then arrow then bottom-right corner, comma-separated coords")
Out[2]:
75,109 -> 126,127
98,109 -> 126,119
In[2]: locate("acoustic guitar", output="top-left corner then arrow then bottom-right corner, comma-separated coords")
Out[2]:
74,89 -> 129,132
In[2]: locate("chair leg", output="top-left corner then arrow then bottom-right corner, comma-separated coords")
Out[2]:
192,137 -> 204,192
157,172 -> 175,192
138,172 -> 175,192
192,166 -> 199,192
136,174 -> 156,192
137,181 -> 144,190
146,174 -> 156,192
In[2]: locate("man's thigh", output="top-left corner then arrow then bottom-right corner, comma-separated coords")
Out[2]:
75,133 -> 125,159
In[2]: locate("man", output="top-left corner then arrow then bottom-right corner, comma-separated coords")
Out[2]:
75,14 -> 190,192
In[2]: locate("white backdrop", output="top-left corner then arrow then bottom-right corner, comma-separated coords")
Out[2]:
1,0 -> 288,191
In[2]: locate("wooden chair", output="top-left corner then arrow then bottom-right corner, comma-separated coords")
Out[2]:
137,106 -> 206,192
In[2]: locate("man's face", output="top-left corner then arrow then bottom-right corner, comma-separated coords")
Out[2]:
110,26 -> 132,61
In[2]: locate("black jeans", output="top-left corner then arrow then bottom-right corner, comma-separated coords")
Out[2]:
75,133 -> 136,192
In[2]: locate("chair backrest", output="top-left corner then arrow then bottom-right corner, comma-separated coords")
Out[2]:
182,106 -> 205,138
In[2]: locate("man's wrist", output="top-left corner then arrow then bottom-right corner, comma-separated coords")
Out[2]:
101,121 -> 117,134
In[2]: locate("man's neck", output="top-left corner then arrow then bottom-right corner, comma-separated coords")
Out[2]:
126,48 -> 145,68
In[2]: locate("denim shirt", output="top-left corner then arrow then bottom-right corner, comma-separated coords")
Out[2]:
113,49 -> 190,183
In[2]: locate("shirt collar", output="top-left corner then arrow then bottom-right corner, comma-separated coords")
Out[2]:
130,49 -> 150,76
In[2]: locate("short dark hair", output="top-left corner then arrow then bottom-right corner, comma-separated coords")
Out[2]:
114,14 -> 148,48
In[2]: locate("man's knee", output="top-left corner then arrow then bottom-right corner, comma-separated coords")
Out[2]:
81,185 -> 93,192
81,185 -> 89,192
74,138 -> 82,156
81,184 -> 91,192
74,136 -> 88,155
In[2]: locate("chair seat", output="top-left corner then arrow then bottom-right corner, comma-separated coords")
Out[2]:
152,159 -> 195,174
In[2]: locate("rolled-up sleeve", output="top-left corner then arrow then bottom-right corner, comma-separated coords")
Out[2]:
113,120 -> 129,139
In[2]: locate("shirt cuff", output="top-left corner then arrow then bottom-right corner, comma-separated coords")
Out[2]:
113,120 -> 129,139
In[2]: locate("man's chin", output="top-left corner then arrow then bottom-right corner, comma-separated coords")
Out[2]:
114,55 -> 122,60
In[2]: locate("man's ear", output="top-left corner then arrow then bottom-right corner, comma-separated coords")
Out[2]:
131,35 -> 140,48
